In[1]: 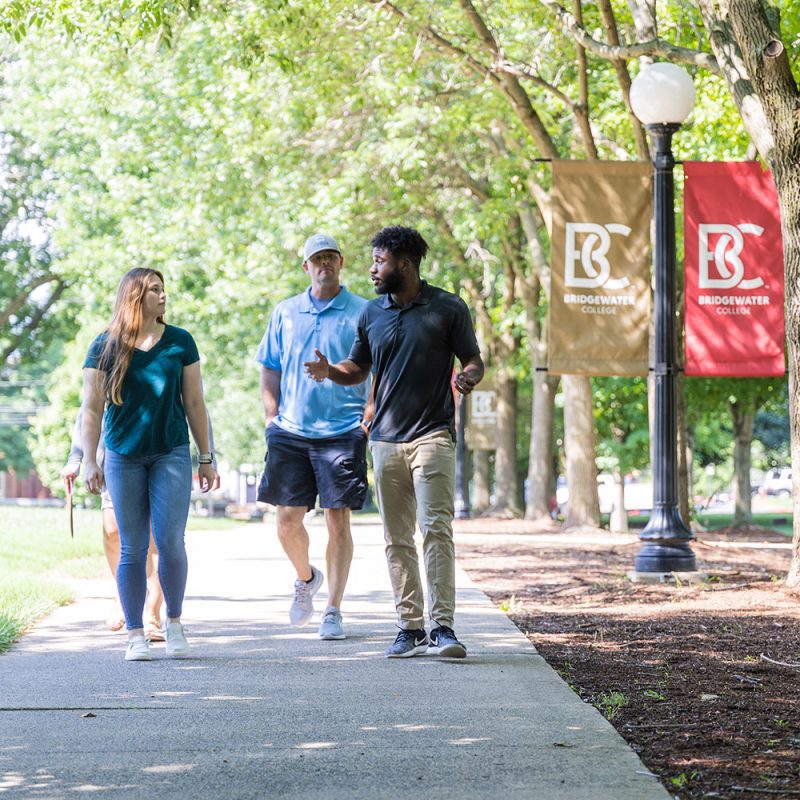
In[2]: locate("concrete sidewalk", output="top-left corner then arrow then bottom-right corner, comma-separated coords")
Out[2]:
0,518 -> 670,799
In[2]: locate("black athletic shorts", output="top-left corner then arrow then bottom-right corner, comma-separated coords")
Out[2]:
257,424 -> 368,510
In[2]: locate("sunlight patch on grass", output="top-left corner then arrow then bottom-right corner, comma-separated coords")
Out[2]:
0,578 -> 73,652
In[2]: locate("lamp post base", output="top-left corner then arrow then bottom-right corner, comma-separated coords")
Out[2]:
634,544 -> 697,573
635,506 -> 696,572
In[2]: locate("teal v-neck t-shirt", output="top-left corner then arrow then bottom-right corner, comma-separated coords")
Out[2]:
84,324 -> 200,456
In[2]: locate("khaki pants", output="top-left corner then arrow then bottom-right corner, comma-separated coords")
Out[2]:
369,430 -> 456,630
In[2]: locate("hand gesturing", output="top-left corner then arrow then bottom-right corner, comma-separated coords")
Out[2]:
304,349 -> 330,382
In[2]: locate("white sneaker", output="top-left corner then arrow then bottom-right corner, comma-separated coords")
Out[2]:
125,636 -> 151,662
289,565 -> 324,627
165,622 -> 190,658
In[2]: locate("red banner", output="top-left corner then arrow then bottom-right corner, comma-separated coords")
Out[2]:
684,161 -> 785,377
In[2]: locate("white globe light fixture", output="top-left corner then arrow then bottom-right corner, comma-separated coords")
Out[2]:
630,63 -> 698,576
630,62 -> 695,125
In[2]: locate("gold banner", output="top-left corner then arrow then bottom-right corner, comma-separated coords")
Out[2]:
548,160 -> 652,376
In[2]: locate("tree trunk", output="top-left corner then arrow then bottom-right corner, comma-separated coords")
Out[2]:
517,211 -> 558,523
526,369 -> 559,521
778,169 -> 800,582
730,401 -> 755,526
472,449 -> 490,515
490,369 -> 520,516
562,374 -> 600,528
609,468 -> 628,533
696,0 -> 800,584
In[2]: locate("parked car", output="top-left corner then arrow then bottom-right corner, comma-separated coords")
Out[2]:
556,474 -> 653,515
762,467 -> 792,497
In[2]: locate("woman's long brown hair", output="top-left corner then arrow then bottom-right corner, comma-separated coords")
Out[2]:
98,268 -> 165,405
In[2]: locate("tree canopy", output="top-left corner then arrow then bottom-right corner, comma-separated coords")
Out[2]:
2,0 -> 797,569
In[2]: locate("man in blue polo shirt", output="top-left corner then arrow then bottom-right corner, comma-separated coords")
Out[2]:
255,233 -> 369,641
304,226 -> 484,659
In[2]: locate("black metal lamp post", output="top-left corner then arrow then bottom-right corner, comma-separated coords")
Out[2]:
630,64 -> 697,573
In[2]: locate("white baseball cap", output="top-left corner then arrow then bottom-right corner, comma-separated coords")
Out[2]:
303,233 -> 341,261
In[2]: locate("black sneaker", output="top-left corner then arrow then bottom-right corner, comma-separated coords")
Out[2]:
384,629 -> 429,658
429,625 -> 467,658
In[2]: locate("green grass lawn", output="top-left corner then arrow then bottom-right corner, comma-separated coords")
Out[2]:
0,505 -> 248,654
623,511 -> 793,537
0,506 -> 104,653
695,512 -> 793,537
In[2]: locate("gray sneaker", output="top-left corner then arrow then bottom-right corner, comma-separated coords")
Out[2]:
318,607 -> 346,640
428,625 -> 466,658
289,565 -> 324,627
384,629 -> 429,658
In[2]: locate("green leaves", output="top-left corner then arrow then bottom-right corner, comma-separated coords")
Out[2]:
2,0 -> 795,499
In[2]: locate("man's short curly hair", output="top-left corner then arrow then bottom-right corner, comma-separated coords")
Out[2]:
370,226 -> 429,270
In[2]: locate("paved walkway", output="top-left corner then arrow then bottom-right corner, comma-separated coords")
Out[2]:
0,518 -> 670,799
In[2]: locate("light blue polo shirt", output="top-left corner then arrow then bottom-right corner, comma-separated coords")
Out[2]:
255,286 -> 369,438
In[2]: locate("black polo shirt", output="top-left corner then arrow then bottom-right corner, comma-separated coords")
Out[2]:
348,281 -> 480,443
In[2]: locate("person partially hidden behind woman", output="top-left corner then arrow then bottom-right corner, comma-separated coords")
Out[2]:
81,268 -> 219,661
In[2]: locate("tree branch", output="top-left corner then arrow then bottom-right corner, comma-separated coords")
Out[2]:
597,0 -> 649,159
1,280 -> 66,365
451,162 -> 492,202
367,0 -> 560,158
457,0 -> 560,159
0,273 -> 60,330
536,0 -> 720,74
491,61 -> 574,107
572,0 -> 598,158
368,0 -> 495,82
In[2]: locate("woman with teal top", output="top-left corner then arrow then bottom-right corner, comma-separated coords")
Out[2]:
82,267 -> 218,662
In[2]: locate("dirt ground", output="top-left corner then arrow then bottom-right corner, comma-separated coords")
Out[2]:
453,519 -> 800,800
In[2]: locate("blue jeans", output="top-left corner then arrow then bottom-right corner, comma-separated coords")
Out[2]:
104,444 -> 192,630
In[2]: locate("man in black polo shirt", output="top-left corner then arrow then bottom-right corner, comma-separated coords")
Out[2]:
304,226 -> 484,658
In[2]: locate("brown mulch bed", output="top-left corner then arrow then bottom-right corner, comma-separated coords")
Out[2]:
453,519 -> 800,800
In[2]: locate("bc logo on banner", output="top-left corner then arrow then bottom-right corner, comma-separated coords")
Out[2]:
565,223 -> 632,290
698,223 -> 765,290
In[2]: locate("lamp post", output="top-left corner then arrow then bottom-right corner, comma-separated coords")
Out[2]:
630,63 -> 697,573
